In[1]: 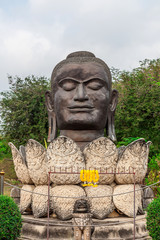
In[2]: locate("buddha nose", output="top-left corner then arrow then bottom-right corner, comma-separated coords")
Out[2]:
74,84 -> 89,101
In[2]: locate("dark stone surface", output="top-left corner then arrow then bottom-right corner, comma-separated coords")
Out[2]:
118,228 -> 132,238
21,214 -> 151,240
142,187 -> 154,209
45,51 -> 118,150
10,187 -> 20,205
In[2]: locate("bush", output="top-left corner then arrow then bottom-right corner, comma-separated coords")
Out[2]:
0,195 -> 22,240
146,196 -> 160,240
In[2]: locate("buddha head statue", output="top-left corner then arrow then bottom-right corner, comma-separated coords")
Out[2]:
45,51 -> 118,146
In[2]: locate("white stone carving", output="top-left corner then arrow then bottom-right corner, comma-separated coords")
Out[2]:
85,185 -> 115,219
20,184 -> 35,213
8,142 -> 33,184
9,136 -> 151,220
113,184 -> 142,217
84,137 -> 118,184
32,185 -> 50,218
51,185 -> 86,220
115,139 -> 151,184
47,136 -> 85,184
26,139 -> 48,185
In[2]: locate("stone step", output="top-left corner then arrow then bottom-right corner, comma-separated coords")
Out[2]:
21,214 -> 151,240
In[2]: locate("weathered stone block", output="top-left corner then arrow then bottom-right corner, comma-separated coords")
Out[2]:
113,184 -> 142,217
9,142 -> 33,184
26,139 -> 48,185
20,184 -> 35,213
85,185 -> 115,219
84,137 -> 118,184
115,139 -> 151,184
10,187 -> 21,205
47,137 -> 85,185
32,185 -> 50,218
142,187 -> 154,209
51,185 -> 86,220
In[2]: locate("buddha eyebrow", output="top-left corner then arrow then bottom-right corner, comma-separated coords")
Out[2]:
58,77 -> 108,86
58,77 -> 80,84
83,77 -> 107,83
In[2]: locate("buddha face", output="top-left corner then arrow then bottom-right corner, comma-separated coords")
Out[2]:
51,62 -> 111,130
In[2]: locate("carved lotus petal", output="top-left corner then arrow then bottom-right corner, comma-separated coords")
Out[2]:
47,136 -> 85,184
20,184 -> 35,213
32,185 -> 51,218
113,184 -> 142,217
26,139 -> 48,185
51,185 -> 86,220
84,137 -> 118,184
115,139 -> 151,184
85,185 -> 114,219
9,142 -> 33,184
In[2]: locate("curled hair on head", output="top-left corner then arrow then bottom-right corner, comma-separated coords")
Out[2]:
51,51 -> 112,94
67,51 -> 95,58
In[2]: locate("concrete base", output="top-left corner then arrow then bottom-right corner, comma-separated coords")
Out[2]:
21,214 -> 151,240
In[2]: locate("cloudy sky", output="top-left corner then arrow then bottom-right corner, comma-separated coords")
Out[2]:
0,0 -> 160,92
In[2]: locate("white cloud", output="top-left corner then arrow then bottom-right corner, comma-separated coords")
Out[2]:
4,30 -> 50,58
0,0 -> 160,92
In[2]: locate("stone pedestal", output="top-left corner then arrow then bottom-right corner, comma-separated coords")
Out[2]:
21,214 -> 151,240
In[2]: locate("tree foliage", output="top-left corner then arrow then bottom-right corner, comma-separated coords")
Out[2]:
0,195 -> 22,240
0,76 -> 49,146
0,136 -> 11,160
0,59 -> 160,154
112,59 -> 160,156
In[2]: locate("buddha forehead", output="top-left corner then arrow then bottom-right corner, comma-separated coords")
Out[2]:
54,62 -> 110,85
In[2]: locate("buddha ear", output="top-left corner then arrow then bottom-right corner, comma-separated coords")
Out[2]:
45,91 -> 57,142
107,89 -> 118,142
110,89 -> 118,112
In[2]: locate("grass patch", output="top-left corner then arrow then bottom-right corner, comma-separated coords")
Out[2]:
0,157 -> 21,196
0,158 -> 17,179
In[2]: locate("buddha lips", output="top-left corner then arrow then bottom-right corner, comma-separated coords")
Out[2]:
80,170 -> 99,187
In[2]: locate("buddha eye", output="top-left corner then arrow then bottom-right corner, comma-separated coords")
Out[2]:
59,79 -> 77,91
86,79 -> 104,90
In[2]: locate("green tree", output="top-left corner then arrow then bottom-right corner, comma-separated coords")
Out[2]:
0,136 -> 11,160
112,59 -> 160,157
0,75 -> 49,146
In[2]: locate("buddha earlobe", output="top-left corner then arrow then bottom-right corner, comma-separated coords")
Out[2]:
107,89 -> 118,142
47,111 -> 57,142
45,91 -> 57,142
